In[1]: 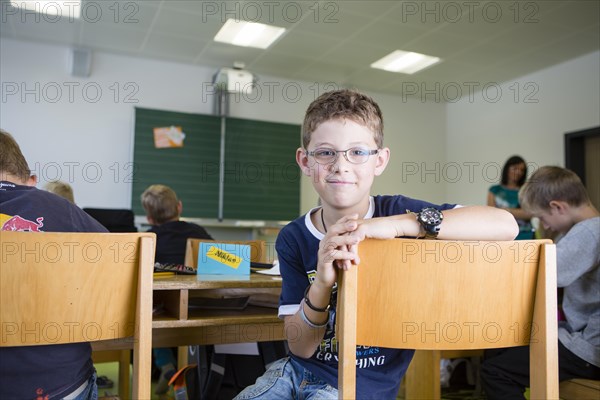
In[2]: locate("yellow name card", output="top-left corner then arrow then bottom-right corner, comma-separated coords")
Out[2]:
206,246 -> 243,269
199,242 -> 250,275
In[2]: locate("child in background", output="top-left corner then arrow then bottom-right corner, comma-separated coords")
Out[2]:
44,180 -> 75,203
0,130 -> 106,399
482,166 -> 600,399
234,89 -> 518,399
141,184 -> 213,265
141,184 -> 213,395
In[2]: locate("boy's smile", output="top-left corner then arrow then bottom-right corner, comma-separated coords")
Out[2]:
326,179 -> 355,185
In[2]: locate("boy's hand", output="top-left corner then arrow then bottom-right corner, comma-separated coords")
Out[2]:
315,214 -> 360,288
351,216 -> 408,240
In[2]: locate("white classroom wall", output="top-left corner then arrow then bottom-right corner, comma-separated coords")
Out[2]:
446,50 -> 600,206
0,37 -> 446,214
1,38 -> 598,215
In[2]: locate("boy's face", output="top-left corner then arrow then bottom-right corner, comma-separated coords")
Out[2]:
296,119 -> 389,211
532,201 -> 572,234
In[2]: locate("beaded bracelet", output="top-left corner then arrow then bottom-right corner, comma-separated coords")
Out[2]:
299,299 -> 328,329
303,285 -> 330,312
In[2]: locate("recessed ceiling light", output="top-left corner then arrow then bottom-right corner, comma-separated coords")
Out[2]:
10,0 -> 82,18
214,19 -> 285,49
371,50 -> 441,74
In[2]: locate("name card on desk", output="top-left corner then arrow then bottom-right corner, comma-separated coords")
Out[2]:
198,242 -> 250,275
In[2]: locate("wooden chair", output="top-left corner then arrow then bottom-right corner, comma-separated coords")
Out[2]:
185,238 -> 267,267
560,378 -> 600,399
91,348 -> 132,400
337,238 -> 559,400
404,349 -> 484,399
0,231 -> 155,399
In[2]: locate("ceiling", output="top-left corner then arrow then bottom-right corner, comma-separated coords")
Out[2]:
1,0 -> 599,98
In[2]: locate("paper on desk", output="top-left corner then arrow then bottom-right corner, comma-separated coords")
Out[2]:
254,260 -> 280,276
214,343 -> 259,356
197,274 -> 250,281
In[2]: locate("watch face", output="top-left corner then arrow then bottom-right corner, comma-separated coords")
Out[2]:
419,208 -> 443,225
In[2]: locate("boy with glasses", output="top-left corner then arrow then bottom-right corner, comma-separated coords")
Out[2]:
234,89 -> 518,399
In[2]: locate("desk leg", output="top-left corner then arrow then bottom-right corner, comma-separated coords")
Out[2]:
405,350 -> 441,400
118,350 -> 130,400
178,346 -> 188,370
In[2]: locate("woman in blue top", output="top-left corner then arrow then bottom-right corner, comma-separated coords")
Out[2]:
487,155 -> 534,239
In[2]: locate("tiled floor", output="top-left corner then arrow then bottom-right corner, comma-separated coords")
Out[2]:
440,387 -> 486,399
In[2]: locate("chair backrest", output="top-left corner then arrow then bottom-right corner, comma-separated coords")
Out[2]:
185,238 -> 267,267
337,238 -> 558,400
0,231 -> 155,399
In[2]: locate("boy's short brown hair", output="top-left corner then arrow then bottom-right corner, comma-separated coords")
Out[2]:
141,184 -> 180,225
519,166 -> 591,211
44,181 -> 75,203
302,89 -> 384,149
0,129 -> 31,182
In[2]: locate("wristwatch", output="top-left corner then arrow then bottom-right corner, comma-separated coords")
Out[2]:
416,207 -> 443,239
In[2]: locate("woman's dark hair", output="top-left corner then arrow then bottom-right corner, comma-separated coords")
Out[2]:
501,155 -> 527,186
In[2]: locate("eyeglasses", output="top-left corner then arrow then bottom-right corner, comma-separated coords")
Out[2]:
306,147 -> 379,165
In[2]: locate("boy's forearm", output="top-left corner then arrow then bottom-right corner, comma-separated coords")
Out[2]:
436,206 -> 518,240
284,283 -> 333,359
285,312 -> 327,358
381,205 -> 517,241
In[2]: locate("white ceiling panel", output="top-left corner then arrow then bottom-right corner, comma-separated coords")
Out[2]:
0,0 -> 597,100
268,30 -> 341,59
152,7 -> 220,38
194,41 -> 263,67
81,24 -> 147,53
541,1 -> 600,29
141,31 -> 208,62
293,10 -> 373,39
354,20 -> 429,49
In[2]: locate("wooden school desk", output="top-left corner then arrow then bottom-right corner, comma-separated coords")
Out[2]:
92,273 -> 284,398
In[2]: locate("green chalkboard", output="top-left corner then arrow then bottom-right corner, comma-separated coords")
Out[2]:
132,108 -> 300,221
224,117 -> 301,220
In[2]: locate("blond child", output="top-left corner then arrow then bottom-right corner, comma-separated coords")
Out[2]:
482,166 -> 600,399
44,180 -> 75,203
234,90 -> 517,399
141,184 -> 214,394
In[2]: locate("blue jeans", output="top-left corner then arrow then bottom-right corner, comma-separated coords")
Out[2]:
233,357 -> 337,400
64,372 -> 97,400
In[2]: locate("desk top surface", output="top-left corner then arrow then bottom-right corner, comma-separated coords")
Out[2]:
153,273 -> 282,290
